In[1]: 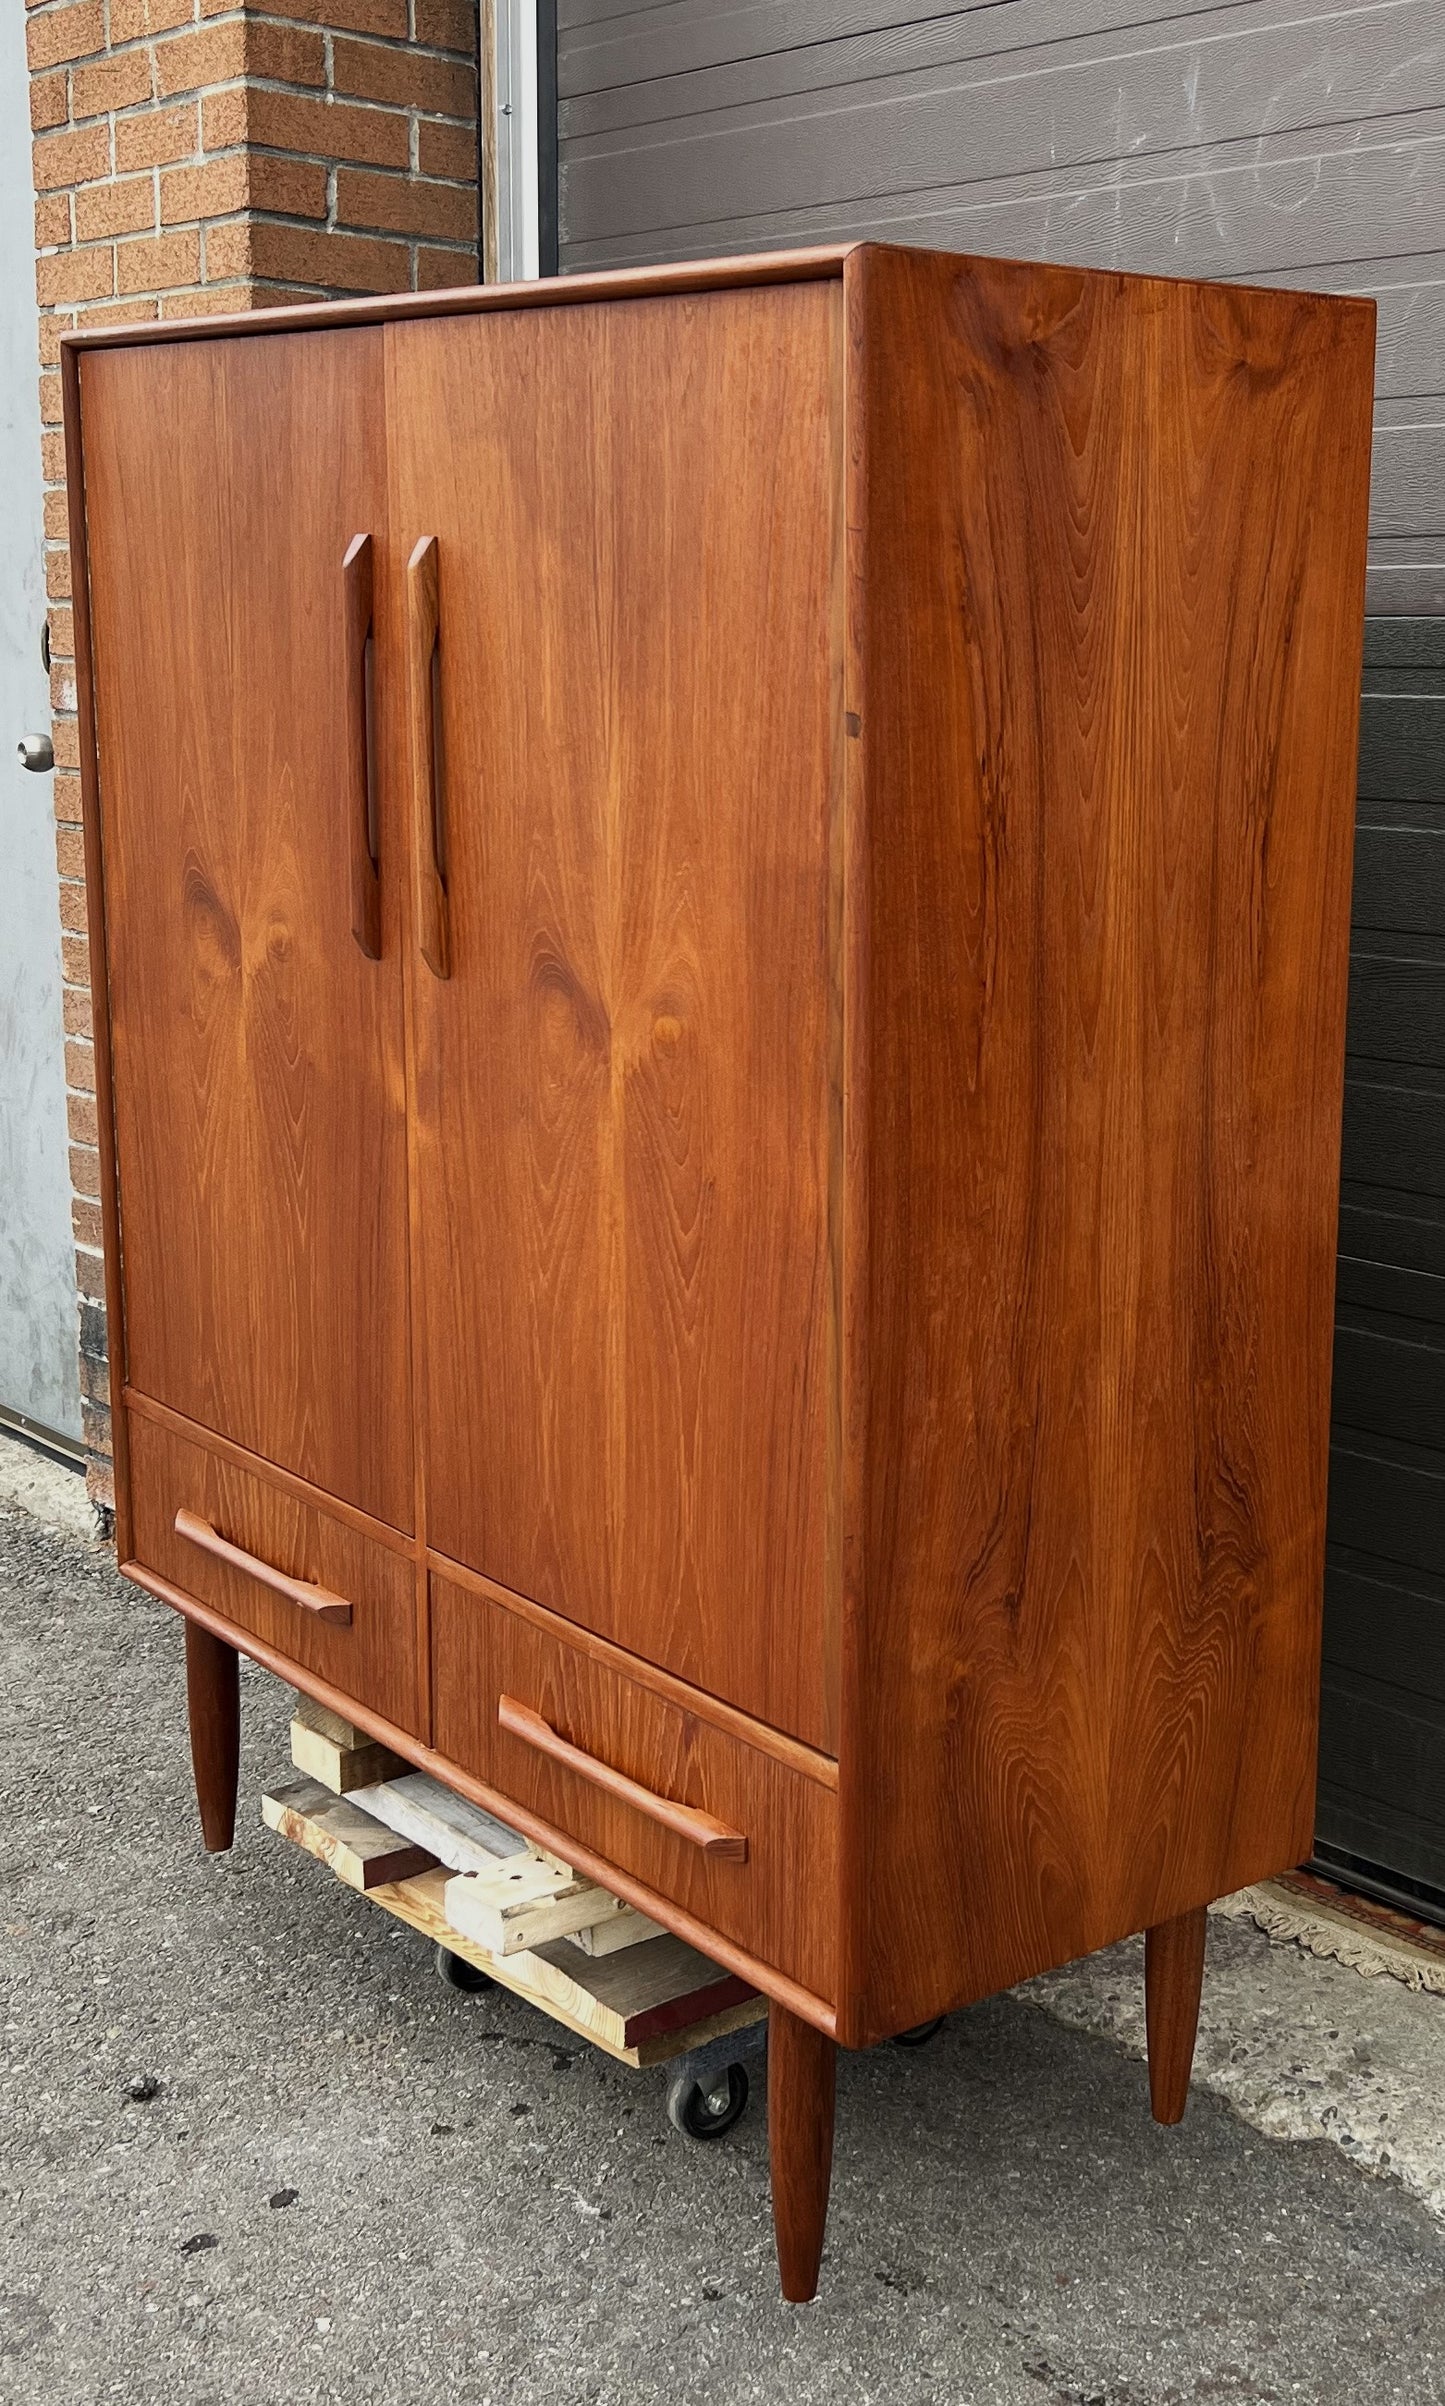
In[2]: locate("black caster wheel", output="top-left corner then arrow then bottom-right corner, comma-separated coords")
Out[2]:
435,1942 -> 493,1993
666,2061 -> 750,2140
892,2016 -> 945,2048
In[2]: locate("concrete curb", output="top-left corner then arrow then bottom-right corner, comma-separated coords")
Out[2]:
1020,1905 -> 1445,2227
0,1427 -> 98,1547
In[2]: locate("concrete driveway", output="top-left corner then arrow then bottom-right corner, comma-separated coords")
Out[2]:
2,1484 -> 1443,2405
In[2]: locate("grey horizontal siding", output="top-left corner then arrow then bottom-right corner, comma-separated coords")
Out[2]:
1357,696 -> 1445,801
1318,1678 -> 1445,1892
1326,1560 -> 1445,1700
560,3 -> 1445,224
557,0 -> 1445,606
1353,827 -> 1445,934
1325,615 -> 1445,1899
558,0 -> 1440,125
1341,1077 -> 1445,1198
1332,1321 -> 1445,1443
1329,1443 -> 1445,1578
1347,956 -> 1445,1070
1336,609 -> 1444,1817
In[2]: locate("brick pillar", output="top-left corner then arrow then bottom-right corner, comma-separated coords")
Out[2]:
27,0 -> 481,1514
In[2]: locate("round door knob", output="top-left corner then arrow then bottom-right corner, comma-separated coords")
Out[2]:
17,733 -> 54,772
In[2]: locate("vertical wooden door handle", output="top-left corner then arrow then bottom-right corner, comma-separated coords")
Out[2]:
343,533 -> 381,960
407,534 -> 449,979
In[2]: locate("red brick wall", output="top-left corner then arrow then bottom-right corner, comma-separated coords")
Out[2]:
27,0 -> 481,1508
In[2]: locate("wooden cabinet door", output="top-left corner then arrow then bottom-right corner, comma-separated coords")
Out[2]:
390,286 -> 839,1749
81,331 -> 414,1534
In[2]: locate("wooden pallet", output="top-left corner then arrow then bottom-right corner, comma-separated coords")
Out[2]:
264,1698 -> 768,2070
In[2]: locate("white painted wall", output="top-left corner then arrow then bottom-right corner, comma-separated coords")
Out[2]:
0,4 -> 82,1445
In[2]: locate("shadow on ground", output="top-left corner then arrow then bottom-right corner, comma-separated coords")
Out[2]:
2,1505 -> 1443,2405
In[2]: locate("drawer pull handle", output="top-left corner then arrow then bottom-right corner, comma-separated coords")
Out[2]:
497,1696 -> 748,1862
174,1508 -> 353,1627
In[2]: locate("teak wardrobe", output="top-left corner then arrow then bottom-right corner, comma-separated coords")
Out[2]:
65,243 -> 1375,2302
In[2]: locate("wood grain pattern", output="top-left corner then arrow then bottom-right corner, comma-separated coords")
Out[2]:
124,1556 -> 837,2034
341,531 -> 381,961
389,286 -> 841,1749
71,260 -> 1377,2275
497,1695 -> 749,1858
185,1619 -> 238,1854
129,1410 -> 424,1736
364,1868 -> 767,2067
430,1569 -> 837,2000
175,1507 -> 353,1624
78,331 -> 413,1532
123,1388 -> 415,1559
768,2002 -> 835,2305
839,245 -> 1376,2043
289,1703 -> 406,1795
345,1764 -> 529,1867
405,534 -> 449,979
430,1551 -> 839,1790
444,1854 -> 627,1957
262,1777 -> 437,1889
1144,1904 -> 1208,2125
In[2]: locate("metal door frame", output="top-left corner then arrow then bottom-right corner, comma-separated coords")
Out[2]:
486,0 -> 556,282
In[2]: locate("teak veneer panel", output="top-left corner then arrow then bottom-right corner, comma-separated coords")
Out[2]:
838,249 -> 1375,2041
389,286 -> 839,1751
78,331 -> 414,1534
430,1571 -> 836,2001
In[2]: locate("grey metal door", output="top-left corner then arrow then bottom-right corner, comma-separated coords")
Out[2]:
0,2 -> 81,1448
1321,621 -> 1445,1911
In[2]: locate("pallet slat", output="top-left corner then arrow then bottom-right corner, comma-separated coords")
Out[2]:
378,1869 -> 765,2067
349,1767 -> 529,1872
291,1716 -> 667,1956
262,1778 -> 436,1891
261,1785 -> 766,2068
290,1694 -> 409,1793
446,1858 -> 638,1957
568,1903 -> 666,1956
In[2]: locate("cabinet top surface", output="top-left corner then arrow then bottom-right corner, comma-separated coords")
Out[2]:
61,240 -> 1372,360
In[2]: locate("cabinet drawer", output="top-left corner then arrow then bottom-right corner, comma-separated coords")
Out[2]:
430,1573 -> 835,2002
127,1411 -> 423,1738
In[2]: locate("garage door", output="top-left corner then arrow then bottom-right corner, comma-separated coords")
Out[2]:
1322,620 -> 1445,1915
554,0 -> 1445,1915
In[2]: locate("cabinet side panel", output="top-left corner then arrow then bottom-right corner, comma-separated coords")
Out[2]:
844,247 -> 1375,2039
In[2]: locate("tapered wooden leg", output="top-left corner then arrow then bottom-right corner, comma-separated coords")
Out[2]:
768,2002 -> 836,2303
185,1620 -> 239,1853
1144,1904 -> 1207,2125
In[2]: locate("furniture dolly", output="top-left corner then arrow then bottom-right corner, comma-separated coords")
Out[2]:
269,1694 -> 772,2139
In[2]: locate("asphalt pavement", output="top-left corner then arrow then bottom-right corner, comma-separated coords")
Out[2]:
2,1481 -> 1443,2405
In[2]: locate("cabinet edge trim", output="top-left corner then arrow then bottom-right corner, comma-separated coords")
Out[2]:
63,345 -> 133,1560
62,247 -> 854,356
